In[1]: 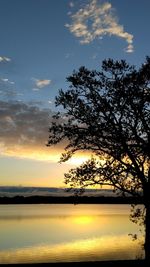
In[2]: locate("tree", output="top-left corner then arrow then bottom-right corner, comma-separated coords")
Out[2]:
47,57 -> 150,262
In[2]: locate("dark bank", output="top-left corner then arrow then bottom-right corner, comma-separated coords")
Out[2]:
0,195 -> 143,205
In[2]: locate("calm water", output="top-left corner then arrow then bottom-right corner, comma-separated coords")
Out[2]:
0,204 -> 144,263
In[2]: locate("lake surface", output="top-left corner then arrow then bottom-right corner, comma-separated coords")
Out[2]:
0,204 -> 144,263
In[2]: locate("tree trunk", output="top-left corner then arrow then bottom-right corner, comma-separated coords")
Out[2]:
144,169 -> 150,264
145,203 -> 150,264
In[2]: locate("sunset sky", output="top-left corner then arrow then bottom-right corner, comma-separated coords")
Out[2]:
0,0 -> 150,187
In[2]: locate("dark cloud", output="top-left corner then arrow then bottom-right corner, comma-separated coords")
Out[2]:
0,100 -> 69,161
0,100 -> 90,164
0,100 -> 52,148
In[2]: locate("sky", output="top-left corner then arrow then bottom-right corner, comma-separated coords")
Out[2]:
0,0 -> 150,188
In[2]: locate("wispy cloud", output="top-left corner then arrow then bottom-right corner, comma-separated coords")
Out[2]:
66,0 -> 134,53
32,78 -> 51,90
32,88 -> 40,91
0,56 -> 11,62
125,44 -> 134,53
91,53 -> 98,60
69,1 -> 74,8
0,77 -> 17,99
0,78 -> 14,85
65,52 -> 74,59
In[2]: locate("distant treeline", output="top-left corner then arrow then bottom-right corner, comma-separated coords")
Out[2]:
0,195 -> 143,205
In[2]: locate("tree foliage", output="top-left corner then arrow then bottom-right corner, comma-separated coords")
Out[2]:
47,57 -> 150,199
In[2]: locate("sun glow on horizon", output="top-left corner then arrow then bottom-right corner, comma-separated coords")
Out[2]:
0,147 -> 93,187
0,144 -> 91,165
67,155 -> 90,165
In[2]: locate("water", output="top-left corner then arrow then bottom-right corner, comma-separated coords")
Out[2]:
0,204 -> 144,263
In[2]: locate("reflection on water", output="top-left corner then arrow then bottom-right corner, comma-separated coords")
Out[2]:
0,204 -> 144,263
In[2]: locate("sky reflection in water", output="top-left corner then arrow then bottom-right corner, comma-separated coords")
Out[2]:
0,204 -> 144,263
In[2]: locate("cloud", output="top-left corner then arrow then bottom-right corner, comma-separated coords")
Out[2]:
65,53 -> 71,59
66,0 -> 134,52
0,101 -> 65,161
32,78 -> 51,89
0,101 -> 51,147
0,100 -> 90,163
69,1 -> 74,8
0,78 -> 17,99
125,44 -> 134,53
92,53 -> 98,59
0,88 -> 17,98
32,88 -> 40,91
65,52 -> 74,59
0,56 -> 11,62
0,78 -> 14,85
36,79 -> 51,88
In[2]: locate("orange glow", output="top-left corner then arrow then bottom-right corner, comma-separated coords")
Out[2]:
1,143 -> 91,164
1,145 -> 61,162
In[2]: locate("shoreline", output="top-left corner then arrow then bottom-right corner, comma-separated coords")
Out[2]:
0,196 -> 143,205
0,260 -> 145,267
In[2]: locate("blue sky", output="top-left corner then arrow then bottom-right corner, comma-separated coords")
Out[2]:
0,0 -> 150,187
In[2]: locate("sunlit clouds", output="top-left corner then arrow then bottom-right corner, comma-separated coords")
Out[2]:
0,100 -> 55,161
0,100 -> 90,163
0,0 -> 149,187
35,79 -> 51,88
32,78 -> 51,90
66,0 -> 134,53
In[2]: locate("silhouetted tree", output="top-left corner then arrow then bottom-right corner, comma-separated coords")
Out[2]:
47,57 -> 150,262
